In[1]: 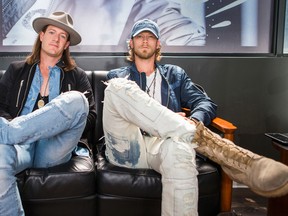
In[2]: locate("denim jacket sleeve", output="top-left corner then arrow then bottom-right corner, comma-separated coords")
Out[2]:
179,68 -> 217,126
161,64 -> 217,126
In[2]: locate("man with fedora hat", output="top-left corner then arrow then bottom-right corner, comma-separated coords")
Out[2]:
103,19 -> 288,215
0,11 -> 96,215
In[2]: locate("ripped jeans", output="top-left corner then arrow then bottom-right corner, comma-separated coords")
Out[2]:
0,91 -> 89,216
103,78 -> 199,216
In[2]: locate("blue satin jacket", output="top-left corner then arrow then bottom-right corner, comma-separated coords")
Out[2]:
107,63 -> 217,126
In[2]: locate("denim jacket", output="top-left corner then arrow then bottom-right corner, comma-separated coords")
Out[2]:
107,63 -> 217,126
0,60 -> 96,139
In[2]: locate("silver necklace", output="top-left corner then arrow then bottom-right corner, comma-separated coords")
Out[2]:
146,70 -> 157,98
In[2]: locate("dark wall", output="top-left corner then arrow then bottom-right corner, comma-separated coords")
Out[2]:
1,55 -> 288,160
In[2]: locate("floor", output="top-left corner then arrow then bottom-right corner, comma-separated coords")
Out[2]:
230,186 -> 268,216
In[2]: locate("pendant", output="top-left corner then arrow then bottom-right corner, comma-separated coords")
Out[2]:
38,99 -> 45,108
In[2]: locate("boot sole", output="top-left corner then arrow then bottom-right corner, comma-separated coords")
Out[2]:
251,182 -> 288,198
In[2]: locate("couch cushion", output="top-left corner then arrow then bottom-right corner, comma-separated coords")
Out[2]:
96,153 -> 221,199
17,155 -> 96,200
96,152 -> 162,198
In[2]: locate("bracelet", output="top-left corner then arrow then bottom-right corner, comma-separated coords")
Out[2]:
189,117 -> 199,124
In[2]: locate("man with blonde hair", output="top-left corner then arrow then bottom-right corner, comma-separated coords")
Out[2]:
103,19 -> 288,216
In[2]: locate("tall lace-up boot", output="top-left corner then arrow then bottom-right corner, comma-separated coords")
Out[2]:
193,121 -> 288,198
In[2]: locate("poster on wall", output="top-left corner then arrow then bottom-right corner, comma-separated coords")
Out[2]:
1,0 -> 274,54
283,1 -> 288,54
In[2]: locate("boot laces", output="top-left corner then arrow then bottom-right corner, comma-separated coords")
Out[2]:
199,126 -> 258,171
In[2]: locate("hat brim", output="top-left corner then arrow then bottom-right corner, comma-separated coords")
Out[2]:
132,28 -> 159,39
33,17 -> 81,46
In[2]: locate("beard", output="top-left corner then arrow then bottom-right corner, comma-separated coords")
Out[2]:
133,47 -> 155,60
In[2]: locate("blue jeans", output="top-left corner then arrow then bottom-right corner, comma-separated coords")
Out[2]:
0,91 -> 89,216
103,78 -> 199,216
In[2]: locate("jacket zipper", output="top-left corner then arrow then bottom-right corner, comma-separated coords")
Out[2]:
162,75 -> 170,107
16,80 -> 24,108
16,62 -> 37,115
59,68 -> 65,92
155,66 -> 170,107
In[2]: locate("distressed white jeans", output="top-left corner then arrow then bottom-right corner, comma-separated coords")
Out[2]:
103,78 -> 199,216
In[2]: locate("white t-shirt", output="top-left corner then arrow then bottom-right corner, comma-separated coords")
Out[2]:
145,69 -> 162,103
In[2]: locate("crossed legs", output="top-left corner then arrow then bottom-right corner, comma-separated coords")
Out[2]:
0,91 -> 89,216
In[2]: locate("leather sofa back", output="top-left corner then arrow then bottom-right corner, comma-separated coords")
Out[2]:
91,71 -> 108,147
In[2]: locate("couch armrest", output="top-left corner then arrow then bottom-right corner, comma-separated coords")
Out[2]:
211,117 -> 237,141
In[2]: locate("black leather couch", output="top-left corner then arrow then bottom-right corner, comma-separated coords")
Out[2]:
0,70 -> 236,216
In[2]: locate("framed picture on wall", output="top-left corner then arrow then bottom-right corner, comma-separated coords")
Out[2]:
1,0 -> 275,54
